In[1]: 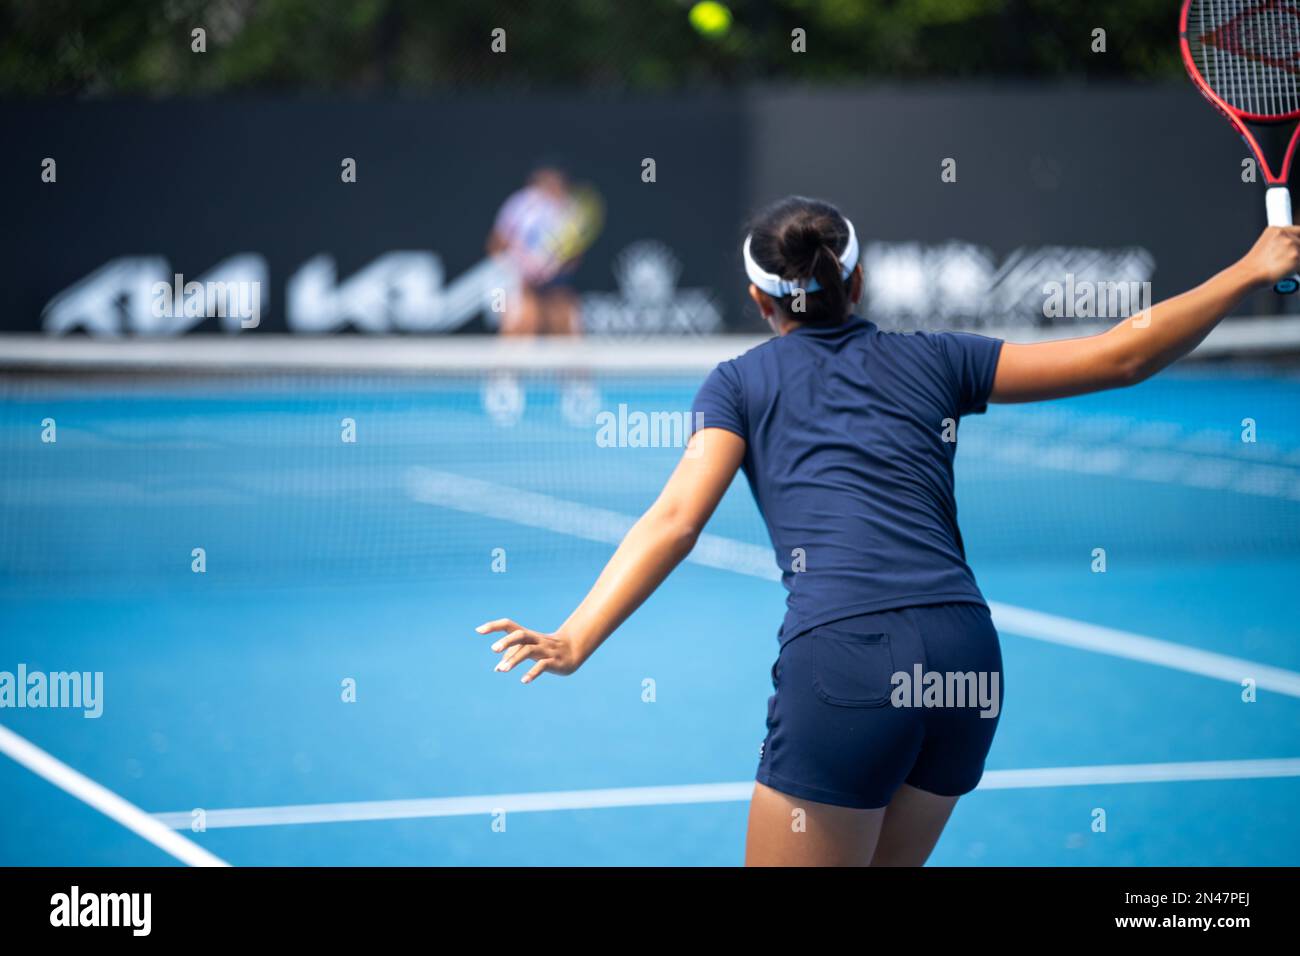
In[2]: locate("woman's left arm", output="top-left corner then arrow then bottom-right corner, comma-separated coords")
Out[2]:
477,427 -> 746,683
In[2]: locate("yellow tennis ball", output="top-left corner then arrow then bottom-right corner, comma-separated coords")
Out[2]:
689,1 -> 732,38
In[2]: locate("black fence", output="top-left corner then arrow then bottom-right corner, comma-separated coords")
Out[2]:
0,84 -> 1287,336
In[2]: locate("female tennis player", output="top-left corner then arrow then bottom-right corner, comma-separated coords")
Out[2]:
477,197 -> 1300,866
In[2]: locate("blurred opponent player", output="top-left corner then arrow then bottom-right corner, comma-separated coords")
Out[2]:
482,166 -> 605,428
486,165 -> 601,337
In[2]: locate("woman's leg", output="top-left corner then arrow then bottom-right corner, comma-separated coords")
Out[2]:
744,781 -> 885,866
868,604 -> 1001,865
541,286 -> 580,335
869,783 -> 959,866
500,286 -> 540,336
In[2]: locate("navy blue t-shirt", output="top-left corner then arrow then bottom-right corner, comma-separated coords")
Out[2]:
691,316 -> 1004,645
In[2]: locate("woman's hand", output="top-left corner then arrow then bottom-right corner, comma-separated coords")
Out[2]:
476,618 -> 585,684
1237,225 -> 1300,287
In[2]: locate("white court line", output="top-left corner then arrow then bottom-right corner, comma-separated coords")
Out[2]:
151,758 -> 1300,830
987,603 -> 1300,698
976,758 -> 1300,790
0,723 -> 229,867
405,467 -> 1300,698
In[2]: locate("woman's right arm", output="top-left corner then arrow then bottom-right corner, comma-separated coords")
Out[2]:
990,226 -> 1300,403
476,427 -> 746,684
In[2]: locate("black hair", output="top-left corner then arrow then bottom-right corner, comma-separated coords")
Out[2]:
746,196 -> 855,327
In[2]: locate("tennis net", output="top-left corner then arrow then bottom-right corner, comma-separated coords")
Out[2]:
2,329 -> 1299,598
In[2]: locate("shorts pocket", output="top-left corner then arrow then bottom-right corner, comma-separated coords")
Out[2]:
811,627 -> 895,707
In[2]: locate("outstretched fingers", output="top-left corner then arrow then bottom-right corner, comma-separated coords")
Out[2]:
474,618 -> 561,684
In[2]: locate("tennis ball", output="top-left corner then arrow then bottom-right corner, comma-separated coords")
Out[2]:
689,1 -> 732,38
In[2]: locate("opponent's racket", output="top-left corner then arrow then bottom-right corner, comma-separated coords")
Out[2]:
545,184 -> 605,264
1182,0 -> 1300,293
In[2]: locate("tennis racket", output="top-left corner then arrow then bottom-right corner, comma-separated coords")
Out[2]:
545,184 -> 605,264
1181,0 -> 1300,293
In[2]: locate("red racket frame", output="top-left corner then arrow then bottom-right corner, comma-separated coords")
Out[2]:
1180,0 -> 1300,185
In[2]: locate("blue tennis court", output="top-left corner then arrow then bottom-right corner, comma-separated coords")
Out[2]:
2,357 -> 1298,865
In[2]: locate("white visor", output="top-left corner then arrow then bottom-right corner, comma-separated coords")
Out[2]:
743,218 -> 859,297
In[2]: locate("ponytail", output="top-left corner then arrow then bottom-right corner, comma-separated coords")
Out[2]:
743,197 -> 858,327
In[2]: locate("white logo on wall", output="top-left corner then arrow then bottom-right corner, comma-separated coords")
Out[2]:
288,253 -> 513,333
42,255 -> 268,336
41,253 -> 515,336
40,243 -> 721,336
860,241 -> 1155,330
39,242 -> 1149,335
581,241 -> 722,335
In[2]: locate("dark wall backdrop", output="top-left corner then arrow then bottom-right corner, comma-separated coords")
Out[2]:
0,94 -> 747,334
0,84 -> 1289,336
750,84 -> 1267,307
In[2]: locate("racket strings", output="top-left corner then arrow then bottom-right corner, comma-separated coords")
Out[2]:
1189,0 -> 1300,117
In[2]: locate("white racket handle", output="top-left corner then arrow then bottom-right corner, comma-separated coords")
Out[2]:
1267,187 -> 1299,294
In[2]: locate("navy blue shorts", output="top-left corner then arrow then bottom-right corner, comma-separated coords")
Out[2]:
756,602 -> 1004,810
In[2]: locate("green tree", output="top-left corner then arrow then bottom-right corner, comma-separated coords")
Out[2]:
0,0 -> 1185,95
